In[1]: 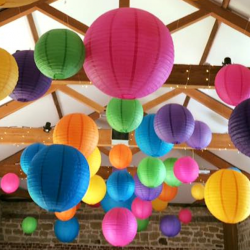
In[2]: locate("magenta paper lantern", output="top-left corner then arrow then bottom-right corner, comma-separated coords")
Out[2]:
1,173 -> 20,194
174,157 -> 199,183
179,209 -> 192,224
131,197 -> 152,219
215,64 -> 250,106
84,8 -> 174,99
102,208 -> 137,247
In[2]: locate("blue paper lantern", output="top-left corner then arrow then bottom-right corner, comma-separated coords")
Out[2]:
107,170 -> 135,202
54,217 -> 79,243
20,143 -> 46,175
27,145 -> 90,212
228,167 -> 242,173
135,114 -> 173,157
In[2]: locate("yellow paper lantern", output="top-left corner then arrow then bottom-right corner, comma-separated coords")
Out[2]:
205,169 -> 250,224
87,147 -> 101,177
0,48 -> 18,100
191,183 -> 204,200
152,198 -> 168,212
0,0 -> 38,7
82,175 -> 106,205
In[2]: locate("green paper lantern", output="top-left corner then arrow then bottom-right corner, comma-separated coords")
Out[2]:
137,157 -> 166,188
137,218 -> 149,232
106,98 -> 143,133
163,158 -> 182,187
34,29 -> 85,80
21,217 -> 37,234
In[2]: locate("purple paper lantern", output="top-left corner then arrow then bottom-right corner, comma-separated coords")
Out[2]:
154,104 -> 195,144
160,215 -> 181,237
186,121 -> 212,150
10,50 -> 52,102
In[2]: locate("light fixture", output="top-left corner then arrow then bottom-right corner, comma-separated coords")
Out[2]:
222,57 -> 231,66
43,122 -> 52,133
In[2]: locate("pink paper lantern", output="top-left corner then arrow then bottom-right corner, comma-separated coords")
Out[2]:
102,208 -> 137,247
1,173 -> 20,194
179,209 -> 192,224
215,64 -> 250,106
84,8 -> 174,99
174,157 -> 199,183
131,197 -> 152,219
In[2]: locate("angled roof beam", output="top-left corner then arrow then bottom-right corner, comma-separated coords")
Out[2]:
119,0 -> 130,8
26,13 -> 39,43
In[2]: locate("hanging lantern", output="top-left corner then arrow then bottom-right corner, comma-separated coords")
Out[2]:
0,173 -> 19,194
204,169 -> 250,224
106,98 -> 143,133
229,167 -> 242,173
35,29 -> 85,79
0,0 -> 39,7
163,158 -> 182,187
135,114 -> 173,157
53,113 -> 99,157
87,147 -> 101,177
84,8 -> 174,99
154,104 -> 195,144
21,217 -> 37,234
179,209 -> 192,224
152,198 -> 168,212
0,48 -> 18,100
109,144 -> 132,169
131,197 -> 152,219
137,218 -> 149,232
160,215 -> 181,237
55,206 -> 76,221
158,183 -> 178,202
191,183 -> 204,200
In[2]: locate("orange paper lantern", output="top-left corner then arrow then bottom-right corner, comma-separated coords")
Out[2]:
109,144 -> 132,169
55,206 -> 76,221
152,198 -> 168,212
76,202 -> 81,210
158,183 -> 178,202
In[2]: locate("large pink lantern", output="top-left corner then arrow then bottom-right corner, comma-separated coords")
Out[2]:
174,157 -> 199,183
131,197 -> 152,219
84,8 -> 174,99
179,209 -> 192,224
1,173 -> 20,194
102,208 -> 137,247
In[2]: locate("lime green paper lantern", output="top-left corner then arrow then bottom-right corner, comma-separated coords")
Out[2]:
21,217 -> 37,234
163,158 -> 182,187
106,98 -> 143,133
137,218 -> 149,232
137,157 -> 166,188
34,29 -> 85,80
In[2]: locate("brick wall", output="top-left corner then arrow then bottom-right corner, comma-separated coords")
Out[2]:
238,217 -> 250,250
0,201 -> 224,250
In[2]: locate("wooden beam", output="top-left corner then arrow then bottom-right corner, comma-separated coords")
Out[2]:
26,13 -> 39,43
222,0 -> 231,9
51,92 -> 63,119
0,189 -> 31,199
88,111 -> 100,121
223,224 -> 238,250
119,0 -> 130,8
183,96 -> 191,107
99,147 -> 110,156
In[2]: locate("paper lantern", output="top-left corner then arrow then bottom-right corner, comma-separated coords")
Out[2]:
0,48 -> 18,100
205,169 -> 250,224
76,202 -> 81,210
160,215 -> 181,237
102,208 -> 137,247
109,144 -> 132,169
88,202 -> 101,208
152,198 -> 168,212
54,217 -> 79,243
107,170 -> 135,201
20,143 -> 46,175
53,113 -> 99,157
163,158 -> 182,187
27,145 -> 90,212
84,8 -> 174,99
135,114 -> 173,157
137,157 -> 166,188
106,98 -> 143,133
154,104 -> 195,144
21,217 -> 37,234
55,206 -> 76,221
174,157 -> 199,183
35,29 -> 85,79
137,218 -> 149,232
0,173 -> 19,194
82,175 -> 106,205
134,174 -> 162,201
87,147 -> 101,177
229,167 -> 242,173
0,0 -> 38,7
158,183 -> 178,202
10,50 -> 52,102
179,209 -> 192,224
191,183 -> 204,200
215,64 -> 250,106
131,197 -> 152,219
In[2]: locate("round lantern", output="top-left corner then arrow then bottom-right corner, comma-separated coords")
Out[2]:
10,50 -> 52,102
160,215 -> 181,237
204,169 -> 250,224
163,158 -> 182,187
86,147 -> 101,177
20,143 -> 46,175
54,217 -> 79,243
0,173 -> 19,194
137,218 -> 149,232
154,104 -> 195,144
21,217 -> 37,234
109,144 -> 132,169
191,183 -> 204,200
152,198 -> 168,212
84,8 -> 174,99
179,209 -> 192,224
53,113 -> 99,157
0,48 -> 18,100
131,197 -> 152,219
82,175 -> 106,205
107,170 -> 135,201
174,157 -> 199,183
0,0 -> 39,7
137,157 -> 166,188
55,206 -> 76,221
106,98 -> 143,133
135,114 -> 173,157
229,167 -> 242,173
76,202 -> 81,210
27,145 -> 90,212
35,29 -> 85,79
215,64 -> 250,106
102,208 -> 137,247
158,183 -> 178,202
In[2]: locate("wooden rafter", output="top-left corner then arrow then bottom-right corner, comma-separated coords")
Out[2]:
51,92 -> 63,119
183,96 -> 191,107
88,111 -> 100,121
99,147 -> 110,156
26,13 -> 39,43
119,0 -> 130,8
